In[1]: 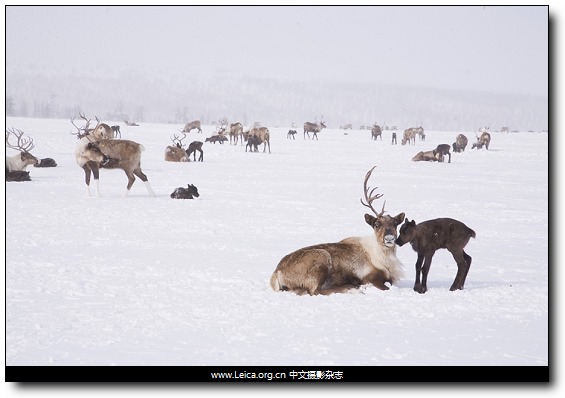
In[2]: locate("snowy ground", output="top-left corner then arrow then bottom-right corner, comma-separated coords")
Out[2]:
5,117 -> 548,372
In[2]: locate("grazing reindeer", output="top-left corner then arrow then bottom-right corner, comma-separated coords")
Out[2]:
165,133 -> 190,162
303,118 -> 326,140
472,132 -> 491,150
186,141 -> 204,162
413,126 -> 425,140
433,144 -> 451,163
229,122 -> 243,145
205,135 -> 227,144
412,150 -> 438,162
287,129 -> 297,139
371,124 -> 383,140
401,128 -> 416,145
182,120 -> 202,134
246,126 -> 271,153
170,184 -> 200,199
246,135 -> 261,152
270,166 -> 405,295
5,127 -> 39,172
72,114 -> 156,197
111,125 -> 121,138
452,134 -> 468,153
396,218 -> 475,294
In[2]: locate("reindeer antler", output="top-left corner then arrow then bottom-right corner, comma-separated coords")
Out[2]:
71,113 -> 92,139
6,127 -> 35,153
360,166 -> 386,216
171,132 -> 187,148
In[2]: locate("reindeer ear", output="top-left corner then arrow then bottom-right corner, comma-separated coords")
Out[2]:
394,213 -> 405,225
365,214 -> 376,226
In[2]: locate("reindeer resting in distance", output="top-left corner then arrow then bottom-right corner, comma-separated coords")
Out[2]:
5,127 -> 40,173
165,133 -> 190,162
412,150 -> 438,162
395,217 -> 475,294
270,166 -> 405,295
72,113 -> 156,197
303,118 -> 326,140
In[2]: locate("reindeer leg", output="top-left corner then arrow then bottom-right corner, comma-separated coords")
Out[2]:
418,253 -> 435,294
449,250 -> 472,291
133,168 -> 156,197
82,164 -> 92,197
413,254 -> 425,293
123,170 -> 136,197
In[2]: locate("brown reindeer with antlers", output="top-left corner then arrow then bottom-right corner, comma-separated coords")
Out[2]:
5,128 -> 39,172
165,132 -> 190,162
72,113 -> 155,197
270,166 -> 405,295
303,117 -> 326,140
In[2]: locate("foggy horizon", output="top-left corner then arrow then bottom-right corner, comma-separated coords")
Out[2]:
6,5 -> 549,97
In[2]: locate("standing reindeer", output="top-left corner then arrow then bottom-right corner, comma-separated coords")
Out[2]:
396,218 -> 475,294
303,118 -> 326,140
371,124 -> 383,140
229,122 -> 243,145
245,126 -> 271,153
72,114 -> 156,197
452,134 -> 468,153
165,133 -> 190,162
472,132 -> 491,150
433,144 -> 451,163
111,125 -> 121,138
5,128 -> 39,172
186,141 -> 204,162
270,166 -> 405,295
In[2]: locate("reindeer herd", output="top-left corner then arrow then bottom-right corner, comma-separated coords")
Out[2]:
7,116 -> 495,294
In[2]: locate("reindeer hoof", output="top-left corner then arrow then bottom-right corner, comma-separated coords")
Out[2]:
413,284 -> 427,294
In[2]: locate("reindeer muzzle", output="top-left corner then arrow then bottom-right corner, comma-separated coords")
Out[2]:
384,234 -> 396,247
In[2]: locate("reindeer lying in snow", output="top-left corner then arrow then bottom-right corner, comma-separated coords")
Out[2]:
170,184 -> 199,199
270,166 -> 405,295
5,127 -> 39,172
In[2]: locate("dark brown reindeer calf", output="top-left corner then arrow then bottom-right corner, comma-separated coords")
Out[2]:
395,218 -> 475,294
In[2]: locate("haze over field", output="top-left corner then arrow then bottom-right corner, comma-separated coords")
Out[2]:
5,6 -> 549,131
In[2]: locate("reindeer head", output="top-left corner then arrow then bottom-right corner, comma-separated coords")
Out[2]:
360,166 -> 405,248
395,219 -> 417,247
6,127 -> 39,167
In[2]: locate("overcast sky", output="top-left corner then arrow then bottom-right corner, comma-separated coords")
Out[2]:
6,5 -> 549,97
